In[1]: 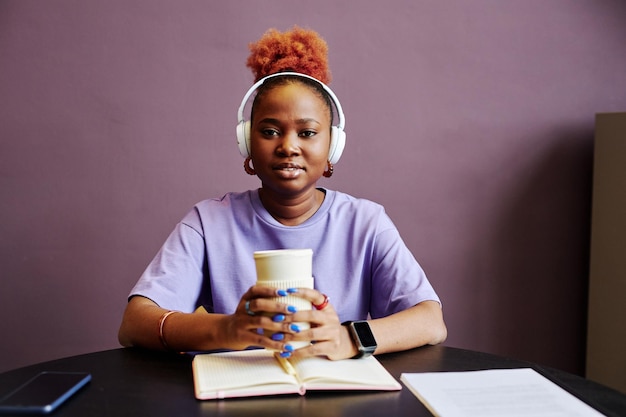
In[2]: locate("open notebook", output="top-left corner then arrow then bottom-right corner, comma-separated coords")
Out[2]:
192,349 -> 401,400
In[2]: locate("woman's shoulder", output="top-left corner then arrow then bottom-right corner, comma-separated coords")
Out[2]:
324,189 -> 396,236
182,190 -> 256,219
175,190 -> 257,234
327,189 -> 385,211
194,190 -> 255,208
325,189 -> 387,219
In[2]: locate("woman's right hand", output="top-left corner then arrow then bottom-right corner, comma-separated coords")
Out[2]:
223,285 -> 301,354
119,287 -> 305,354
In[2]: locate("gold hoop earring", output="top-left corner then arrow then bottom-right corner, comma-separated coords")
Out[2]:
323,161 -> 334,178
244,157 -> 256,175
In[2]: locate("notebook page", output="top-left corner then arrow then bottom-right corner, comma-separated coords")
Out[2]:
292,356 -> 401,390
193,350 -> 298,398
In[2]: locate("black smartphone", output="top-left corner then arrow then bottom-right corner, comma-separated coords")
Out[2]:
0,371 -> 91,414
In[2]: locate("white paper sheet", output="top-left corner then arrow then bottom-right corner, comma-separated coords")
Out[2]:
401,368 -> 605,417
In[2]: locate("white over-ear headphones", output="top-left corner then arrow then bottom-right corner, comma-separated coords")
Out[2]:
236,72 -> 346,165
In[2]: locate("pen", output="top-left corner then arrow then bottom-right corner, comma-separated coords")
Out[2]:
274,352 -> 297,376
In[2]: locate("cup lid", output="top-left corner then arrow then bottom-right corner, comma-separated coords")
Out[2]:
253,249 -> 313,259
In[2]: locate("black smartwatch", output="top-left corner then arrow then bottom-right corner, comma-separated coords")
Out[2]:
342,320 -> 377,359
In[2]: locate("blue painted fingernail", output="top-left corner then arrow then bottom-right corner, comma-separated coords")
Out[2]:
290,324 -> 301,333
277,289 -> 288,297
271,333 -> 285,341
287,288 -> 298,293
284,344 -> 294,352
280,351 -> 292,358
287,305 -> 297,313
256,328 -> 264,335
273,314 -> 285,322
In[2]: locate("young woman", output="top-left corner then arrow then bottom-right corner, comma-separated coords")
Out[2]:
118,27 -> 446,360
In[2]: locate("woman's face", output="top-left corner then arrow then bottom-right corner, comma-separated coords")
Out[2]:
249,82 -> 332,197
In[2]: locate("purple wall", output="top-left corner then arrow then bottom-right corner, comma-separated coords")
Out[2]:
1,1 -> 625,375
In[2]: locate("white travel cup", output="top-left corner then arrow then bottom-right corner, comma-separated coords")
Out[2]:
253,249 -> 314,349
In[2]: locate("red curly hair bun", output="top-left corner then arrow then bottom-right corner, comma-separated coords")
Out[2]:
246,26 -> 331,84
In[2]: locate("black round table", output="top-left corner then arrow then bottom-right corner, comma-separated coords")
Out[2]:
0,345 -> 624,416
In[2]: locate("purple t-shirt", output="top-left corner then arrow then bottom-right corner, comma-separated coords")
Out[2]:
129,188 -> 440,322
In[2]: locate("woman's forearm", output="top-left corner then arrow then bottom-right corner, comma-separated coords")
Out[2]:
369,301 -> 447,355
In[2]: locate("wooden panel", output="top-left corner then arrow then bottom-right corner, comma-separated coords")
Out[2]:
587,112 -> 626,393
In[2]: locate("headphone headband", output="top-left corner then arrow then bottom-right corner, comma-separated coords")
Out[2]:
237,72 -> 345,130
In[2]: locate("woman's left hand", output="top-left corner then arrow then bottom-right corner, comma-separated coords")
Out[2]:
283,288 -> 357,360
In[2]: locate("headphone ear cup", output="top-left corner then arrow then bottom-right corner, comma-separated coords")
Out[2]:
236,121 -> 251,158
328,126 -> 346,165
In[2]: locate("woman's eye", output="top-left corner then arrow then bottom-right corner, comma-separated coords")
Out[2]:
262,128 -> 279,137
300,130 -> 316,138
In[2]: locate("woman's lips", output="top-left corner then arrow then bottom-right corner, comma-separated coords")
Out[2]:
273,163 -> 304,178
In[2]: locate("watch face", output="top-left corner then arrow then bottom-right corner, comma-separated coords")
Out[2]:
353,321 -> 377,347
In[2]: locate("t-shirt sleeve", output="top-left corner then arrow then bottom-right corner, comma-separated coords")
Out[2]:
369,214 -> 441,319
128,210 -> 206,313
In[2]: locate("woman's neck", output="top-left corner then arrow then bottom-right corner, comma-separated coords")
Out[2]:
258,187 -> 325,226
